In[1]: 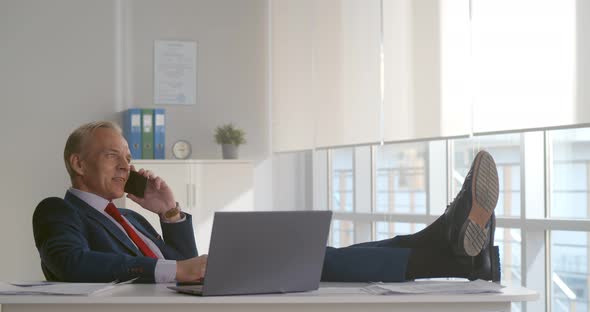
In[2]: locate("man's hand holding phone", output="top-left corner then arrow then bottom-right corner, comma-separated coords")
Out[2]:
125,165 -> 180,221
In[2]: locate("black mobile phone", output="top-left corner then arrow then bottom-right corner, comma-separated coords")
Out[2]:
124,170 -> 148,198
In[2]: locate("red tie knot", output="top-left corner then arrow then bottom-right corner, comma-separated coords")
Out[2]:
105,202 -> 123,221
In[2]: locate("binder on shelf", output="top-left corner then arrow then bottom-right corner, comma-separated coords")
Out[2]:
141,109 -> 154,159
123,108 -> 142,160
153,108 -> 166,159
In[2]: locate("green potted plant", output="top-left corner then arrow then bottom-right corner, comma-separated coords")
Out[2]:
214,123 -> 246,159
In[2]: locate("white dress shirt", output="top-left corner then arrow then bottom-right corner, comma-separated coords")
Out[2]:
68,188 -> 177,283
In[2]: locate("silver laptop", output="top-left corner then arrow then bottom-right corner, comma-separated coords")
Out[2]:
168,211 -> 332,296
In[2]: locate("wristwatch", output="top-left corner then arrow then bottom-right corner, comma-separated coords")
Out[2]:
162,202 -> 181,219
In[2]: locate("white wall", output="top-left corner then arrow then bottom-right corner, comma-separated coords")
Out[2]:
0,0 -> 271,281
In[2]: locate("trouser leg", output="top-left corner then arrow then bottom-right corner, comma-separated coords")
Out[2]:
320,246 -> 411,282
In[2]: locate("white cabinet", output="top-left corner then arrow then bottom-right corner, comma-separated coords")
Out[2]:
114,160 -> 254,254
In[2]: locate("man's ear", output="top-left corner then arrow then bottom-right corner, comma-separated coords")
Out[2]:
69,154 -> 85,176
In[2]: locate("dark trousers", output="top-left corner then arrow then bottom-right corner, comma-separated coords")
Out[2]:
321,236 -> 412,282
320,216 -> 450,282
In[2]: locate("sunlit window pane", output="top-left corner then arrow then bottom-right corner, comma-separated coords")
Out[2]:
493,227 -> 522,312
494,227 -> 522,286
374,143 -> 427,214
331,148 -> 354,212
451,134 -> 521,217
330,220 -> 354,248
551,231 -> 589,312
375,222 -> 425,241
549,128 -> 590,219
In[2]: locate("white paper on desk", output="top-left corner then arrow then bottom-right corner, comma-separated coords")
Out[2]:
0,281 -> 116,296
362,279 -> 504,295
283,287 -> 367,296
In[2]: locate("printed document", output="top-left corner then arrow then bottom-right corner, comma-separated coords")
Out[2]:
0,279 -> 136,296
362,279 -> 504,295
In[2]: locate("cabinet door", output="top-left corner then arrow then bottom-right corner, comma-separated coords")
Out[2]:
114,162 -> 192,232
191,163 -> 254,254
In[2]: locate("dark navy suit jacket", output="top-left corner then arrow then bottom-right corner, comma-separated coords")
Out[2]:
32,192 -> 198,283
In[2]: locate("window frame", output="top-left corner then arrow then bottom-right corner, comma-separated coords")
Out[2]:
322,128 -> 590,312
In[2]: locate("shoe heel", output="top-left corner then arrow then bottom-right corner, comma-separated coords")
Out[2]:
461,220 -> 488,256
491,245 -> 501,283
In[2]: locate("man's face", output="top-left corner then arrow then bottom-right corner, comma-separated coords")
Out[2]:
76,128 -> 131,200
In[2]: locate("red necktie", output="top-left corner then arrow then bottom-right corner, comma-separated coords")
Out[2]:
104,202 -> 158,259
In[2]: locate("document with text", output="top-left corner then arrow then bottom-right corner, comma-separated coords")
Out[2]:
362,279 -> 504,295
0,279 -> 136,296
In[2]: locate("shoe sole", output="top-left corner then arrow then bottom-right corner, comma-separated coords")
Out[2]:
460,151 -> 499,256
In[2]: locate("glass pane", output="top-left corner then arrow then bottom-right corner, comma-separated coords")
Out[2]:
549,128 -> 590,219
551,231 -> 589,312
494,227 -> 523,312
375,222 -> 425,241
354,222 -> 372,244
374,143 -> 428,214
494,227 -> 522,286
331,148 -> 354,212
451,134 -> 521,217
330,220 -> 354,248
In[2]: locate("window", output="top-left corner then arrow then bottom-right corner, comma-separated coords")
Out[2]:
551,231 -> 589,312
375,222 -> 425,241
330,148 -> 354,213
549,128 -> 590,219
374,143 -> 427,214
330,220 -> 354,248
451,134 -> 522,217
318,128 -> 590,311
495,227 -> 522,286
548,128 -> 590,311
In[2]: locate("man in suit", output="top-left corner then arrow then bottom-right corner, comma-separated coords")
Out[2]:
33,121 -> 206,283
34,120 -> 499,284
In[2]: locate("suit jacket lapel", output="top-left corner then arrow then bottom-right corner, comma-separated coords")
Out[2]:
64,192 -> 141,257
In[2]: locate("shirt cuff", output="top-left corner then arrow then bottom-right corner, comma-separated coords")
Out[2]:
154,260 -> 177,283
160,212 -> 187,224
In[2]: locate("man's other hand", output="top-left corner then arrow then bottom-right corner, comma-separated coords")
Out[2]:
176,255 -> 208,283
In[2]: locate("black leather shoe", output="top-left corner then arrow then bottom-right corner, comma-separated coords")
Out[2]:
445,150 -> 499,256
468,214 -> 501,282
474,245 -> 501,282
403,216 -> 500,282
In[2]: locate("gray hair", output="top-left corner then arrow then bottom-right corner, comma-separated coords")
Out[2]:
64,121 -> 122,180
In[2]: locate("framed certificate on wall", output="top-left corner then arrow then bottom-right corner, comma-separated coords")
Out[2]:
154,40 -> 197,105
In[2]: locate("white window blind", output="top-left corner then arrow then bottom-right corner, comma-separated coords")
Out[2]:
313,0 -> 382,148
382,0 -> 471,142
471,0 -> 579,133
271,0 -> 315,152
272,0 -> 588,151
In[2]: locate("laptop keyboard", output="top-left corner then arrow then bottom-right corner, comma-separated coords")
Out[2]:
168,285 -> 204,295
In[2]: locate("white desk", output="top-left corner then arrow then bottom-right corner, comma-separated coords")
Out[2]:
0,282 -> 538,312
